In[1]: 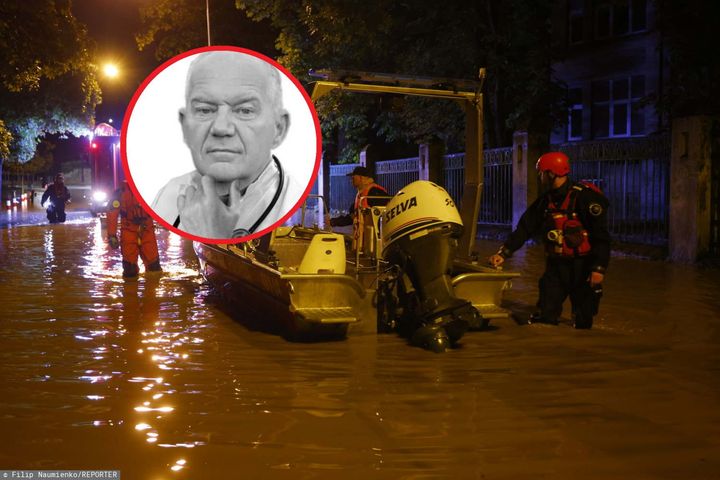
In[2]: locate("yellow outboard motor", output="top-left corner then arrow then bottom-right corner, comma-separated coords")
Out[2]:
380,181 -> 480,352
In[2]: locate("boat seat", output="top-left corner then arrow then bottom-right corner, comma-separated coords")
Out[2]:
298,234 -> 346,274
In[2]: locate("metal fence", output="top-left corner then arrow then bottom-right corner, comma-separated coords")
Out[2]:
482,148 -> 514,224
552,135 -> 670,246
328,163 -> 360,213
328,137 -> 669,245
442,149 -> 513,225
375,157 -> 420,196
327,149 -> 513,226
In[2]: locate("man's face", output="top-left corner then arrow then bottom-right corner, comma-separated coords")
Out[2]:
351,174 -> 365,190
179,53 -> 289,185
538,170 -> 555,191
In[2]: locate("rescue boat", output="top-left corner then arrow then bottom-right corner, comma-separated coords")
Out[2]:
194,70 -> 520,351
194,182 -> 519,350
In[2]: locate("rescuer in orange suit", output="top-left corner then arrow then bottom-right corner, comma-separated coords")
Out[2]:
107,181 -> 162,278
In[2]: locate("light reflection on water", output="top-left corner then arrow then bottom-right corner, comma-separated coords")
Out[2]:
0,220 -> 719,478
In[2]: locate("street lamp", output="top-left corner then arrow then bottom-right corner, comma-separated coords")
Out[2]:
206,0 -> 211,46
103,63 -> 119,79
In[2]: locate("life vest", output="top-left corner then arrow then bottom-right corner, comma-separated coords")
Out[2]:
544,183 -> 592,257
352,183 -> 388,252
354,183 -> 388,212
111,184 -> 150,225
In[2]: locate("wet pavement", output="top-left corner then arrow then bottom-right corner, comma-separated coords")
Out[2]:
0,216 -> 719,479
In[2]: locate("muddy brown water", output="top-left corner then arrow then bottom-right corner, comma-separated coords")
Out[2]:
1,218 -> 719,479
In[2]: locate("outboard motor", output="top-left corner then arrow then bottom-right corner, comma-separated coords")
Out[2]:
380,181 -> 480,352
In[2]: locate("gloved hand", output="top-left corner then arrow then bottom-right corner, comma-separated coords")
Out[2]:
108,235 -> 120,249
488,253 -> 505,268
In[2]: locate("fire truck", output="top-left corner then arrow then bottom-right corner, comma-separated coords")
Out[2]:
88,122 -> 123,216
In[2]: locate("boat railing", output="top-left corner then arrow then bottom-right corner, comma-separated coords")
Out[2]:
298,194 -> 333,231
354,195 -> 392,275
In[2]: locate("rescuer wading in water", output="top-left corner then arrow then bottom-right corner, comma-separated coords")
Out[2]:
107,181 -> 162,278
489,152 -> 610,329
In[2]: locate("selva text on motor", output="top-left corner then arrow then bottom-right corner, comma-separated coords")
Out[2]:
384,196 -> 418,223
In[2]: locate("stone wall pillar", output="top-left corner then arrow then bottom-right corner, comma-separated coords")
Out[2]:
512,131 -> 546,228
418,141 -> 445,185
669,116 -> 717,262
359,144 -> 380,173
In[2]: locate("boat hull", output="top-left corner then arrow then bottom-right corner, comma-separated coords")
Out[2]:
194,243 -> 368,339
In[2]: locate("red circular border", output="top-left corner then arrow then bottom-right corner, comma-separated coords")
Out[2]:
120,45 -> 322,244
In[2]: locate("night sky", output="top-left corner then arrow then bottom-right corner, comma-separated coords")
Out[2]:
72,0 -> 161,127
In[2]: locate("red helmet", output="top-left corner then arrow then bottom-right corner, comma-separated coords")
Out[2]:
536,152 -> 570,176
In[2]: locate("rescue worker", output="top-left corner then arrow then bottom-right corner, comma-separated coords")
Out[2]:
489,152 -> 610,329
330,166 -> 389,250
107,181 -> 162,278
41,173 -> 71,223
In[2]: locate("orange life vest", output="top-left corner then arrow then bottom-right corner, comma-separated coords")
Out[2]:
354,183 -> 388,211
352,183 -> 388,251
545,184 -> 592,257
107,183 -> 152,236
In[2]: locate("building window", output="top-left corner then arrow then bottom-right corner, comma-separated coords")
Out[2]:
594,0 -> 647,39
595,4 -> 611,39
568,88 -> 583,140
631,0 -> 647,31
591,75 -> 646,138
570,13 -> 584,44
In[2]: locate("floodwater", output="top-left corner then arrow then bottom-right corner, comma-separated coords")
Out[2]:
1,218 -> 719,479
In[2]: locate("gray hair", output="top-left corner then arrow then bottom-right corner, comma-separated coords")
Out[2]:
184,51 -> 284,115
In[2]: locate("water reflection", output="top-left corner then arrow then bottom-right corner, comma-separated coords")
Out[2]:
1,222 -> 720,478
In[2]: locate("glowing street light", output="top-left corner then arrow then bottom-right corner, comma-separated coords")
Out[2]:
103,63 -> 119,78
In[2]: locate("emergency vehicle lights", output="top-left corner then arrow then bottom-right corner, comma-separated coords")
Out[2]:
91,142 -> 98,149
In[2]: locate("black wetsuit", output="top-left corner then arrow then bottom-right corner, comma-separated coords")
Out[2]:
500,180 -> 610,328
41,183 -> 71,223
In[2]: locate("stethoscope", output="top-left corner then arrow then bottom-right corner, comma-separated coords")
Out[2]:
173,156 -> 284,237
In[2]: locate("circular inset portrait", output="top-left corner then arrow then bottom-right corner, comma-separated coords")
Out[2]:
122,46 -> 321,243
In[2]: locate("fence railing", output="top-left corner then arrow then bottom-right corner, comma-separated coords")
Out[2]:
328,163 -> 360,213
328,149 -> 514,226
552,135 -> 670,246
327,136 -> 670,246
375,157 -> 420,196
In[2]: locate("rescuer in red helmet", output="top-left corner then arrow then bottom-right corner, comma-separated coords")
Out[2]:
107,181 -> 162,278
488,152 -> 610,329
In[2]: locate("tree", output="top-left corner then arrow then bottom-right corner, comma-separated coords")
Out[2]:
136,0 -> 278,60
137,0 -> 563,161
0,0 -> 101,165
656,0 -> 720,117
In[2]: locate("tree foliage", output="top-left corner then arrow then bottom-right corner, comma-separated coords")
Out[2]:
0,0 -> 101,164
656,0 -> 720,117
136,0 -> 277,60
138,0 -> 562,160
236,0 -> 562,157
3,140 -> 54,176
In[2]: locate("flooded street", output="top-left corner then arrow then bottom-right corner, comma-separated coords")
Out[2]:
1,218 -> 719,479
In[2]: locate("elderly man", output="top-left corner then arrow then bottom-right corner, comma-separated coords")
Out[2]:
330,166 -> 389,252
152,51 -> 304,239
330,166 -> 388,228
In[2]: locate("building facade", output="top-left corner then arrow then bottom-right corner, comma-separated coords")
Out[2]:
550,0 -> 667,144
